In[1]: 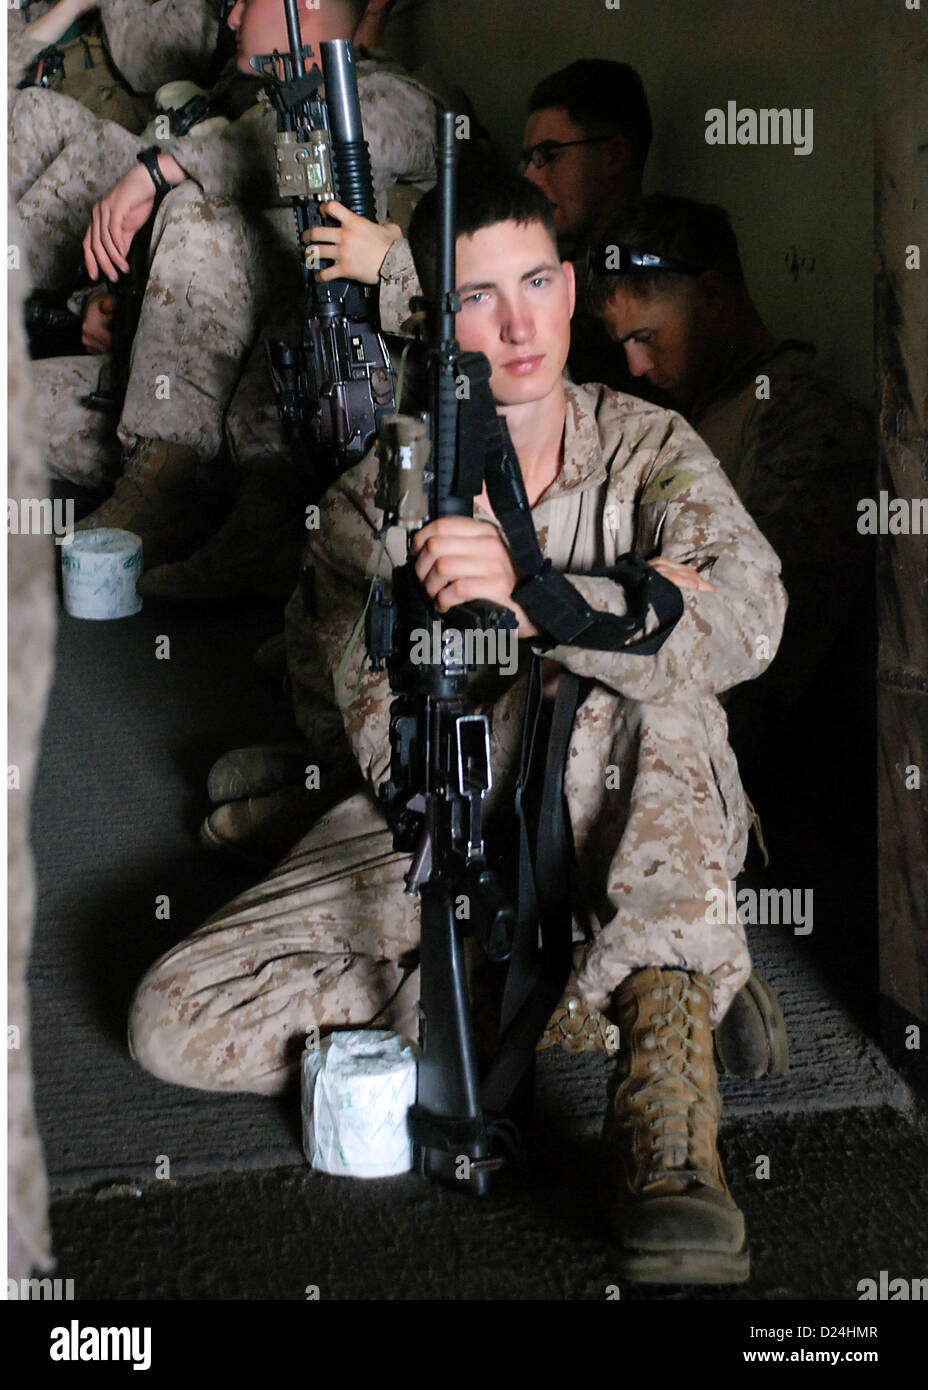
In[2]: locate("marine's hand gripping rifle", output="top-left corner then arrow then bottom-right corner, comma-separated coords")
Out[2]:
252,2 -> 394,489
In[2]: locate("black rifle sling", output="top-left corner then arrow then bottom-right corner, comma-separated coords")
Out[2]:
481,658 -> 580,1116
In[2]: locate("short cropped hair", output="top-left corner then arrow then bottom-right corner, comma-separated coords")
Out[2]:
587,194 -> 748,309
528,60 -> 652,177
409,173 -> 558,300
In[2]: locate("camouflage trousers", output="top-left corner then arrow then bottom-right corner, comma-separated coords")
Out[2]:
128,691 -> 752,1097
31,183 -> 300,486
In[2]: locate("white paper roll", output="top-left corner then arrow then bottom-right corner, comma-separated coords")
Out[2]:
61,528 -> 143,620
301,1030 -> 419,1178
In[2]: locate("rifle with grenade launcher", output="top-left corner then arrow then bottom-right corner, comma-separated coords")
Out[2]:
251,0 -> 394,496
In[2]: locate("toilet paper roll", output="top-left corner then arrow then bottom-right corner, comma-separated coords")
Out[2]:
61,528 -> 143,620
301,1030 -> 419,1178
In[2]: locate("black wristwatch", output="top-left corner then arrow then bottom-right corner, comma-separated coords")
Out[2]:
136,145 -> 170,197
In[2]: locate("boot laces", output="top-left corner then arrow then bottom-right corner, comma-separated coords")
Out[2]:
636,980 -> 716,1187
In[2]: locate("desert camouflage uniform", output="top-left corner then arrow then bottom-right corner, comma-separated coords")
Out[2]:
690,340 -> 872,702
30,65 -> 439,488
97,0 -> 220,93
128,382 -> 786,1095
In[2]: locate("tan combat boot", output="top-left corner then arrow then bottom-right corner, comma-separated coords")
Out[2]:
75,439 -> 213,572
602,966 -> 749,1285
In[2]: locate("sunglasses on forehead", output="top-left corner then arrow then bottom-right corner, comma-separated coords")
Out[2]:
586,243 -> 705,277
518,135 -> 614,175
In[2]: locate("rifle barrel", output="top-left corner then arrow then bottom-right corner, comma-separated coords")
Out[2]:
437,111 -> 456,349
283,0 -> 304,77
433,111 -> 466,519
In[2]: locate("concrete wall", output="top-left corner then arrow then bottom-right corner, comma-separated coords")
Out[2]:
388,0 -> 881,404
874,31 -> 928,1086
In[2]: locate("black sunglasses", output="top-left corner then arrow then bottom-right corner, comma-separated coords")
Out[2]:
518,135 -> 613,174
586,243 -> 704,277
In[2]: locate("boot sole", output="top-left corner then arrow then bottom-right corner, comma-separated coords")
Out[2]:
715,970 -> 789,1079
611,1244 -> 751,1285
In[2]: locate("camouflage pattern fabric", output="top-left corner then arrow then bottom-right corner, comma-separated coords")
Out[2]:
28,352 -> 123,488
129,382 -> 786,1095
9,71 -> 258,290
97,0 -> 220,94
10,31 -> 152,133
691,341 -> 873,704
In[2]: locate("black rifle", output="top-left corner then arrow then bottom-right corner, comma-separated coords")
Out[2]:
251,2 -> 394,496
366,111 -> 518,1195
365,115 -> 687,1196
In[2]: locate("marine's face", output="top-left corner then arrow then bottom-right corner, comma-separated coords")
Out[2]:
600,283 -> 702,402
454,218 -> 575,411
227,0 -> 349,72
521,106 -> 615,248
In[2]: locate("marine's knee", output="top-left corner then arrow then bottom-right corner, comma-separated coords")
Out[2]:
128,956 -> 201,1089
127,951 -> 295,1097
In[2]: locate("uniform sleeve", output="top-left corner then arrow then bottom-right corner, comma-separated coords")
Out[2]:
357,70 -> 438,197
378,236 -> 420,335
99,0 -> 220,93
538,413 -> 788,704
726,374 -> 872,700
160,100 -> 278,202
